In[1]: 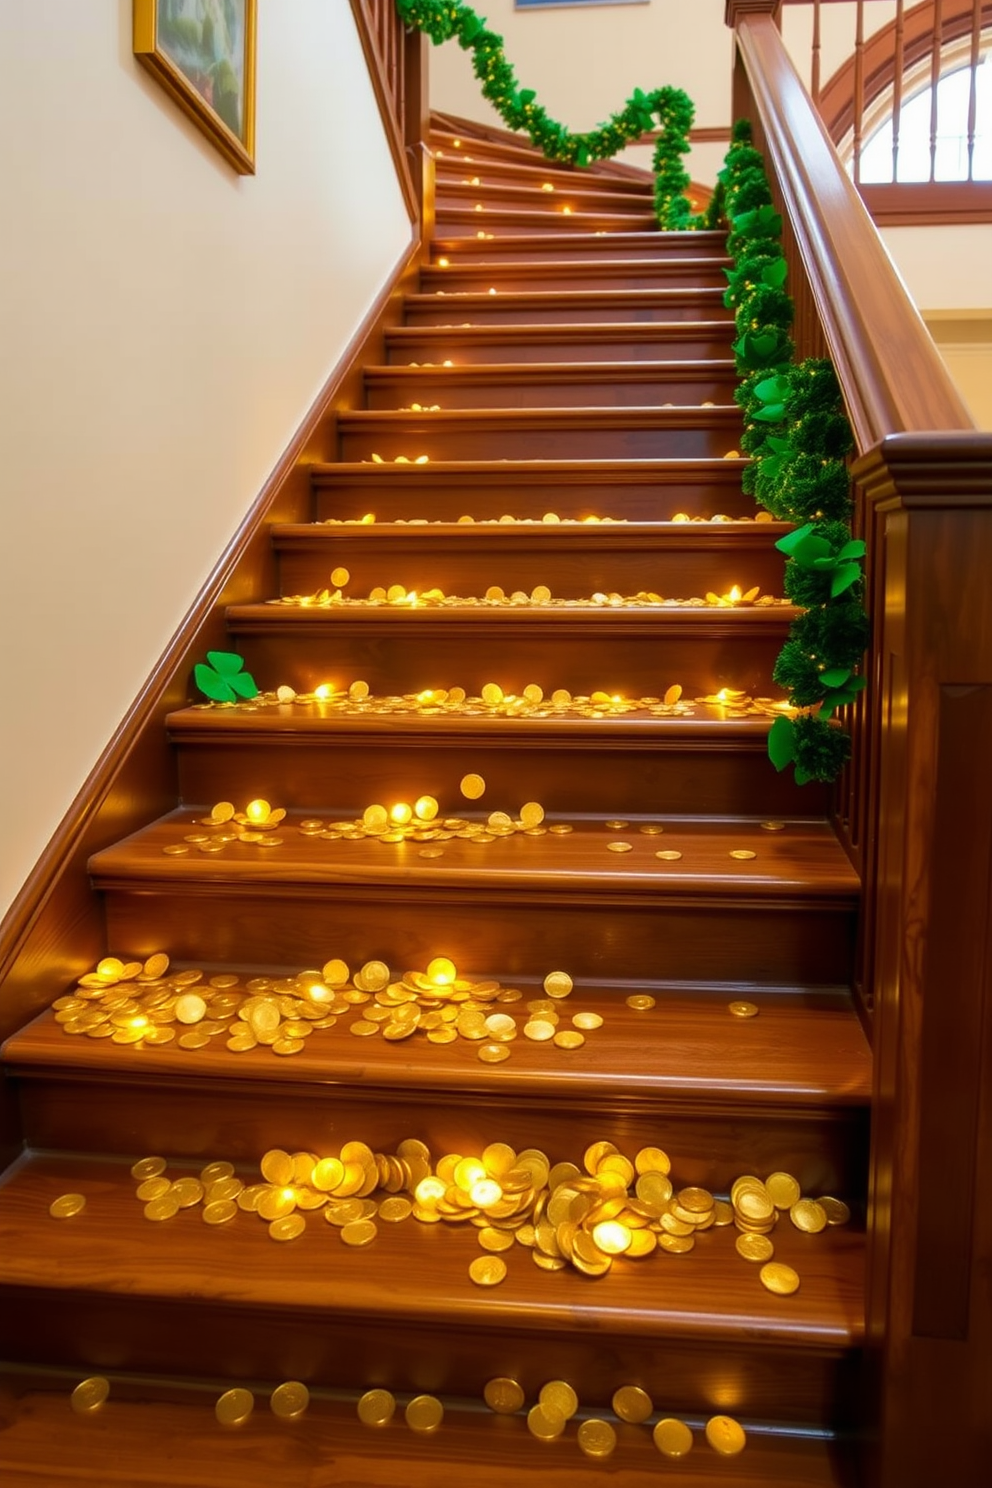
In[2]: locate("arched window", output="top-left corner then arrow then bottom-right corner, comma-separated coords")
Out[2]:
855,46 -> 991,182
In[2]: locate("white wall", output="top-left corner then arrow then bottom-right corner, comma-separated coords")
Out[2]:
0,0 -> 412,917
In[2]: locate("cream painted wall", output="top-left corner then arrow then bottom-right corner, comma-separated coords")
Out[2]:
0,0 -> 412,917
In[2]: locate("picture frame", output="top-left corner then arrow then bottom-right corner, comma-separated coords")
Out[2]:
133,1 -> 257,175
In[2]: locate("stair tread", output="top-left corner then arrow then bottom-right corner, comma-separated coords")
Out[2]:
403,286 -> 730,316
271,520 -> 786,547
313,456 -> 745,479
0,1151 -> 864,1349
432,230 -> 728,252
226,603 -> 792,633
88,811 -> 857,900
365,359 -> 738,380
4,982 -> 871,1108
0,1369 -> 855,1488
337,406 -> 740,425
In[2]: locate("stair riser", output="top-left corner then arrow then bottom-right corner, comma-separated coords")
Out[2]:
14,1070 -> 866,1196
311,470 -> 753,524
224,624 -> 786,700
274,540 -> 786,602
364,370 -> 739,410
0,1286 -> 856,1426
337,421 -> 740,462
433,159 -> 655,195
434,211 -> 660,236
101,887 -> 856,988
421,264 -> 728,292
386,330 -> 735,363
403,291 -> 729,325
435,183 -> 656,211
431,238 -> 716,264
173,737 -> 821,820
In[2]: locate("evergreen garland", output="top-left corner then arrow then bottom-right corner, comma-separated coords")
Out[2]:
715,121 -> 869,784
395,0 -> 696,228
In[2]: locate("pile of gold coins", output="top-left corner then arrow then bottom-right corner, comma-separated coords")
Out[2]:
52,1138 -> 848,1299
51,953 -> 596,1063
163,797 -> 287,856
270,570 -> 787,611
318,511 -> 774,525
198,676 -> 789,721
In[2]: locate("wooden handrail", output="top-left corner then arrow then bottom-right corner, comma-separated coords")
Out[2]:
350,0 -> 431,230
732,11 -> 974,453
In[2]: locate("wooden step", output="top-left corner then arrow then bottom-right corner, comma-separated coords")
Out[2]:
222,598 -> 790,701
310,459 -> 753,524
270,518 -> 787,599
421,258 -> 730,293
434,206 -> 661,237
168,710 -> 819,821
385,321 -> 735,365
336,407 -> 742,462
6,980 -> 869,1186
432,231 -> 726,263
0,1365 -> 858,1488
432,144 -> 655,192
0,1151 -> 864,1423
87,812 -> 857,986
363,361 -> 739,410
435,179 -> 658,214
402,287 -> 731,325
430,124 -> 654,186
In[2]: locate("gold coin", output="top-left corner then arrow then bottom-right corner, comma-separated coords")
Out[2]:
658,1232 -> 694,1254
654,1417 -> 694,1458
171,1177 -> 204,1208
736,1232 -> 775,1262
330,566 -> 350,588
177,1029 -> 212,1050
484,1377 -> 524,1414
273,1037 -> 306,1056
460,773 -> 486,799
378,1196 -> 413,1223
819,1195 -> 851,1226
350,1020 -> 380,1038
761,820 -> 786,831
419,847 -> 444,858
544,971 -> 573,998
519,802 -> 545,828
539,1380 -> 578,1420
162,843 -> 190,856
358,1388 -> 396,1426
655,849 -> 682,861
341,1219 -> 378,1247
524,1020 -> 556,1042
760,1261 -> 800,1295
626,995 -> 656,1011
640,823 -> 665,835
143,1026 -> 176,1046
216,1388 -> 254,1427
572,1011 -> 603,1030
607,841 -> 633,853
469,1255 -> 507,1286
478,1043 -> 511,1063
729,1000 -> 759,1018
136,1176 -> 172,1202
49,1193 -> 86,1219
729,849 -> 757,860
705,1415 -> 747,1455
270,1381 -> 309,1419
790,1198 -> 827,1233
478,1227 -> 515,1253
635,1146 -> 671,1176
553,1030 -> 585,1050
200,1160 -> 235,1185
202,1199 -> 238,1226
130,1156 -> 167,1180
144,1194 -> 180,1221
765,1172 -> 801,1210
527,1403 -> 565,1440
174,992 -> 207,1024
269,1213 -> 306,1242
405,1394 -> 444,1432
577,1419 -> 617,1458
70,1377 -> 109,1415
612,1384 -> 653,1424
260,1149 -> 294,1186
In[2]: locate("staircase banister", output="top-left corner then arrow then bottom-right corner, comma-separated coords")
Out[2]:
731,11 -> 975,454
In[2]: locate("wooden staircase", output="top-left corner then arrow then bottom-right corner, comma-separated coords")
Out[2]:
0,116 -> 870,1486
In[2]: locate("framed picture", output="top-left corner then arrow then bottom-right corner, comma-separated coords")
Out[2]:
134,1 -> 257,174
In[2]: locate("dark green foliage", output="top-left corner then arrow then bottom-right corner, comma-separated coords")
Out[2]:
759,452 -> 853,524
791,713 -> 852,782
396,0 -> 696,226
735,283 -> 794,334
791,602 -> 870,669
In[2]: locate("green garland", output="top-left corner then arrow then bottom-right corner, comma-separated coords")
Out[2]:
395,0 -> 696,228
716,121 -> 868,784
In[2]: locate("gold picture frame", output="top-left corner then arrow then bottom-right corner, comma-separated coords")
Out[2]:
134,1 -> 257,174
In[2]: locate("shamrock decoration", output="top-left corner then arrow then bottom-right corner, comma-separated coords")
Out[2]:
194,651 -> 259,703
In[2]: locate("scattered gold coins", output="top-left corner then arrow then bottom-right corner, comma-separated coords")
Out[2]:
612,1384 -> 653,1424
70,1377 -> 109,1415
729,1000 -> 759,1018
484,1378 -> 525,1414
760,1261 -> 801,1295
216,1388 -> 254,1426
272,580 -> 786,613
654,1417 -> 694,1457
270,1381 -> 309,1419
706,1415 -> 748,1454
357,1388 -> 396,1426
406,1394 -> 444,1432
49,1193 -> 86,1219
577,1418 -> 617,1458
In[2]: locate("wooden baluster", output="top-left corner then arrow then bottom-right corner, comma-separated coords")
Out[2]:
853,1 -> 865,185
811,0 -> 821,107
929,0 -> 943,182
966,0 -> 981,182
892,0 -> 905,183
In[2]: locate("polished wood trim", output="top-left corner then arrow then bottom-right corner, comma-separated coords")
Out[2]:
733,13 -> 973,452
858,179 -> 992,223
0,241 -> 421,1116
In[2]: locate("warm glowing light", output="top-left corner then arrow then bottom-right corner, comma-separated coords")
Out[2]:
427,956 -> 457,984
541,182 -> 554,192
729,585 -> 742,603
455,1158 -> 487,1190
470,1178 -> 504,1208
246,799 -> 271,823
717,689 -> 730,703
453,138 -> 461,147
592,1221 -> 632,1255
474,204 -> 484,212
416,1176 -> 447,1204
390,803 -> 413,825
437,257 -> 449,267
130,1016 -> 149,1030
470,176 -> 480,186
314,683 -> 334,700
561,206 -> 572,214
487,288 -> 497,296
415,455 -> 430,464
443,360 -> 454,367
